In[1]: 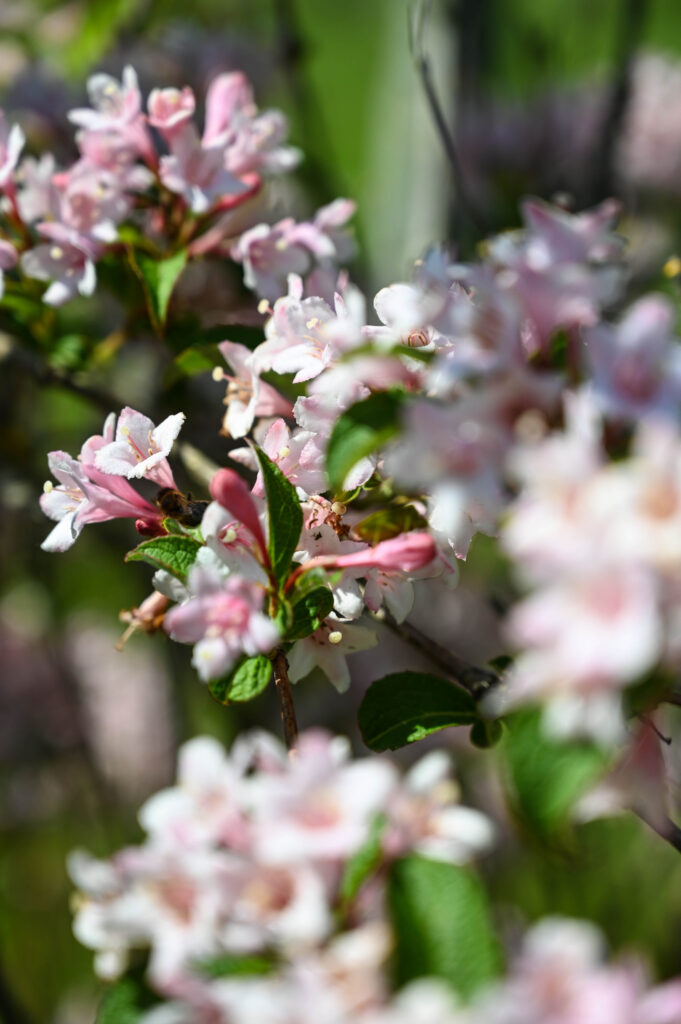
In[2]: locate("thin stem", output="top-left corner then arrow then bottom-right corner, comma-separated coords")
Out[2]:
272,647 -> 299,753
373,610 -> 501,699
408,0 -> 486,236
590,0 -> 648,202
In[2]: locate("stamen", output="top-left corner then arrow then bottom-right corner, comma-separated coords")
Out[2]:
212,367 -> 225,382
43,481 -> 54,493
50,246 -> 64,260
328,630 -> 343,645
279,446 -> 291,459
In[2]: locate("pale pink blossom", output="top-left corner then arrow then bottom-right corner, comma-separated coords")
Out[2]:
583,295 -> 681,420
95,407 -> 184,486
217,339 -> 293,439
159,124 -> 249,214
247,730 -> 398,864
164,568 -> 279,681
287,616 -> 378,692
40,413 -> 162,552
147,87 -> 196,136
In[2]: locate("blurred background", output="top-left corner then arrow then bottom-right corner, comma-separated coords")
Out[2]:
5,0 -> 681,1020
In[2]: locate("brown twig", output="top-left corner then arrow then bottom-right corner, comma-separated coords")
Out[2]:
272,647 -> 299,752
408,0 -> 486,237
374,610 -> 501,700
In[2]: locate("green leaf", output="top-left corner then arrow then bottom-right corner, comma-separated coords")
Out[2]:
502,709 -> 610,840
253,446 -> 303,586
209,654 -> 272,704
96,976 -> 155,1024
358,671 -> 478,751
353,505 -> 428,543
389,855 -> 502,999
125,534 -> 202,582
171,346 -> 220,378
326,390 -> 406,493
129,248 -> 188,334
194,953 -> 273,979
339,813 -> 387,908
287,585 -> 335,641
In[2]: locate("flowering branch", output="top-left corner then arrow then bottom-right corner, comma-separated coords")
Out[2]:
375,609 -> 501,700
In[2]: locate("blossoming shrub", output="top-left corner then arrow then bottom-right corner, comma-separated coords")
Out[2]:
7,59 -> 681,1020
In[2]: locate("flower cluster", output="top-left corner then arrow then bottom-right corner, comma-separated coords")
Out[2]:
0,67 -> 355,306
70,729 -> 493,1016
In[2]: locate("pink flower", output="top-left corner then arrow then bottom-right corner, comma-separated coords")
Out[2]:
21,240 -> 96,306
584,295 -> 681,420
247,730 -> 398,863
318,533 -> 437,573
287,616 -> 377,692
159,124 -> 249,214
217,339 -> 293,439
95,407 -> 184,486
40,414 -> 162,552
164,569 -> 279,681
147,87 -> 196,136
68,66 -> 155,166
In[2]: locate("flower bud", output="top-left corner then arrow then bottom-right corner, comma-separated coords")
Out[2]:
210,468 -> 268,563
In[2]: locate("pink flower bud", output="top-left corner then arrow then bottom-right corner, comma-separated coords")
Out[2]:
331,532 -> 437,572
135,517 -> 166,537
210,468 -> 269,563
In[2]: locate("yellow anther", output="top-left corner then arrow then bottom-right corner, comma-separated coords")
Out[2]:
212,366 -> 225,382
257,298 -> 271,315
223,527 -> 237,544
328,630 -> 343,645
50,246 -> 64,260
120,426 -> 130,437
43,481 -> 54,493
331,501 -> 346,516
279,445 -> 290,459
275,238 -> 288,251
306,317 -> 320,329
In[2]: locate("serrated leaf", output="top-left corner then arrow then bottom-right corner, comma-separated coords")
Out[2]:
287,585 -> 335,641
339,813 -> 387,908
253,446 -> 303,586
502,709 -> 610,840
358,671 -> 478,751
326,390 -> 406,493
125,534 -> 202,582
209,654 -> 272,704
389,855 -> 502,999
353,505 -> 428,543
129,247 -> 188,334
